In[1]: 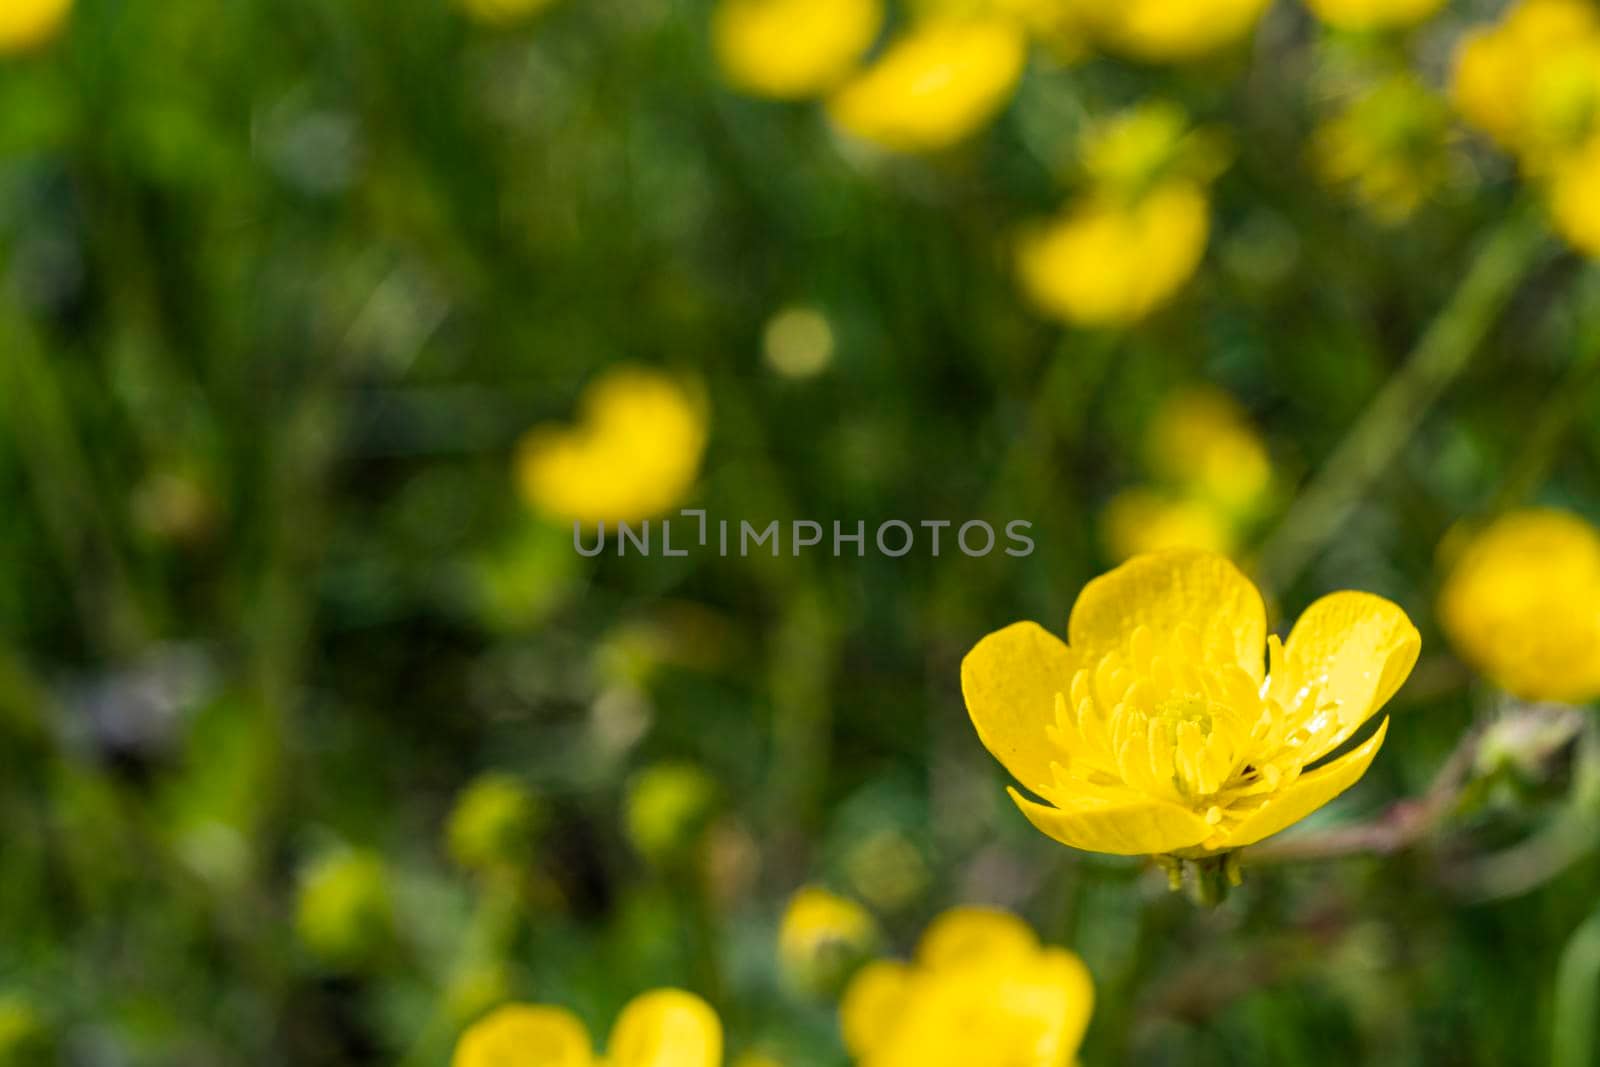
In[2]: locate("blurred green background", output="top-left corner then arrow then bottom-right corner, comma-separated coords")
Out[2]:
2,0 -> 1600,1064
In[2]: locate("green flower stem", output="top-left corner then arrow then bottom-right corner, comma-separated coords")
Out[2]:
1255,205 -> 1551,597
1553,898 -> 1600,1067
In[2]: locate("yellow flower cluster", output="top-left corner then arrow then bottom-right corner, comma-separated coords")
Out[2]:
0,0 -> 71,53
516,366 -> 708,527
962,550 -> 1420,857
1103,386 -> 1273,560
712,0 -> 1282,155
1438,509 -> 1600,706
1017,104 -> 1225,327
453,990 -> 721,1067
1313,74 -> 1453,222
840,907 -> 1093,1067
1452,0 -> 1600,255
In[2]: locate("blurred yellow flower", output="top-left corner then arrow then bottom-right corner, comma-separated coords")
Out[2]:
0,0 -> 71,53
714,0 -> 884,100
1101,488 -> 1234,562
1145,386 -> 1272,514
778,886 -> 879,992
295,849 -> 394,970
448,773 -> 541,874
1438,509 -> 1600,704
1079,101 -> 1229,195
1452,0 -> 1600,159
827,18 -> 1028,152
625,762 -> 721,864
1548,136 -> 1600,255
962,550 -> 1419,856
839,907 -> 1093,1067
1074,0 -> 1270,62
516,367 -> 708,527
1313,74 -> 1452,222
1303,0 -> 1445,31
1015,179 -> 1209,326
454,991 -> 721,1067
457,0 -> 557,27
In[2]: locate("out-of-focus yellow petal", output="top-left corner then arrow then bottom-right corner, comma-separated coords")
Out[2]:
1075,0 -> 1269,62
960,622 -> 1080,794
1222,718 -> 1389,849
1008,787 -> 1212,855
826,18 -> 1028,153
0,0 -> 71,53
914,906 -> 1037,970
1270,591 -> 1420,763
1015,180 -> 1210,327
606,990 -> 722,1067
1437,508 -> 1600,703
452,1005 -> 594,1067
1100,488 -> 1236,562
1304,0 -> 1445,31
712,0 -> 884,100
1004,948 -> 1096,1066
516,367 -> 708,526
1549,138 -> 1600,257
1066,549 -> 1266,681
839,960 -> 911,1060
859,938 -> 1095,1067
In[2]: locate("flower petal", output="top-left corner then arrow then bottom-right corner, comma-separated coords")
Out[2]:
452,1005 -> 594,1067
1222,718 -> 1389,850
915,907 -> 1038,971
1067,550 -> 1267,681
840,960 -> 911,1060
1271,591 -> 1419,761
606,990 -> 721,1067
1020,948 -> 1096,1067
1007,787 -> 1212,856
961,621 -> 1080,794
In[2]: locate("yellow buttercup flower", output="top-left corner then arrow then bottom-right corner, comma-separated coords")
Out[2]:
0,0 -> 71,53
1101,488 -> 1235,562
457,0 -> 558,27
778,886 -> 879,991
1549,137 -> 1600,255
1312,74 -> 1452,222
827,18 -> 1028,152
1303,0 -> 1445,31
839,907 -> 1093,1067
454,990 -> 721,1067
1015,179 -> 1209,327
962,550 -> 1419,857
1451,0 -> 1600,158
713,0 -> 884,100
1438,509 -> 1600,705
516,367 -> 708,527
1073,0 -> 1270,62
